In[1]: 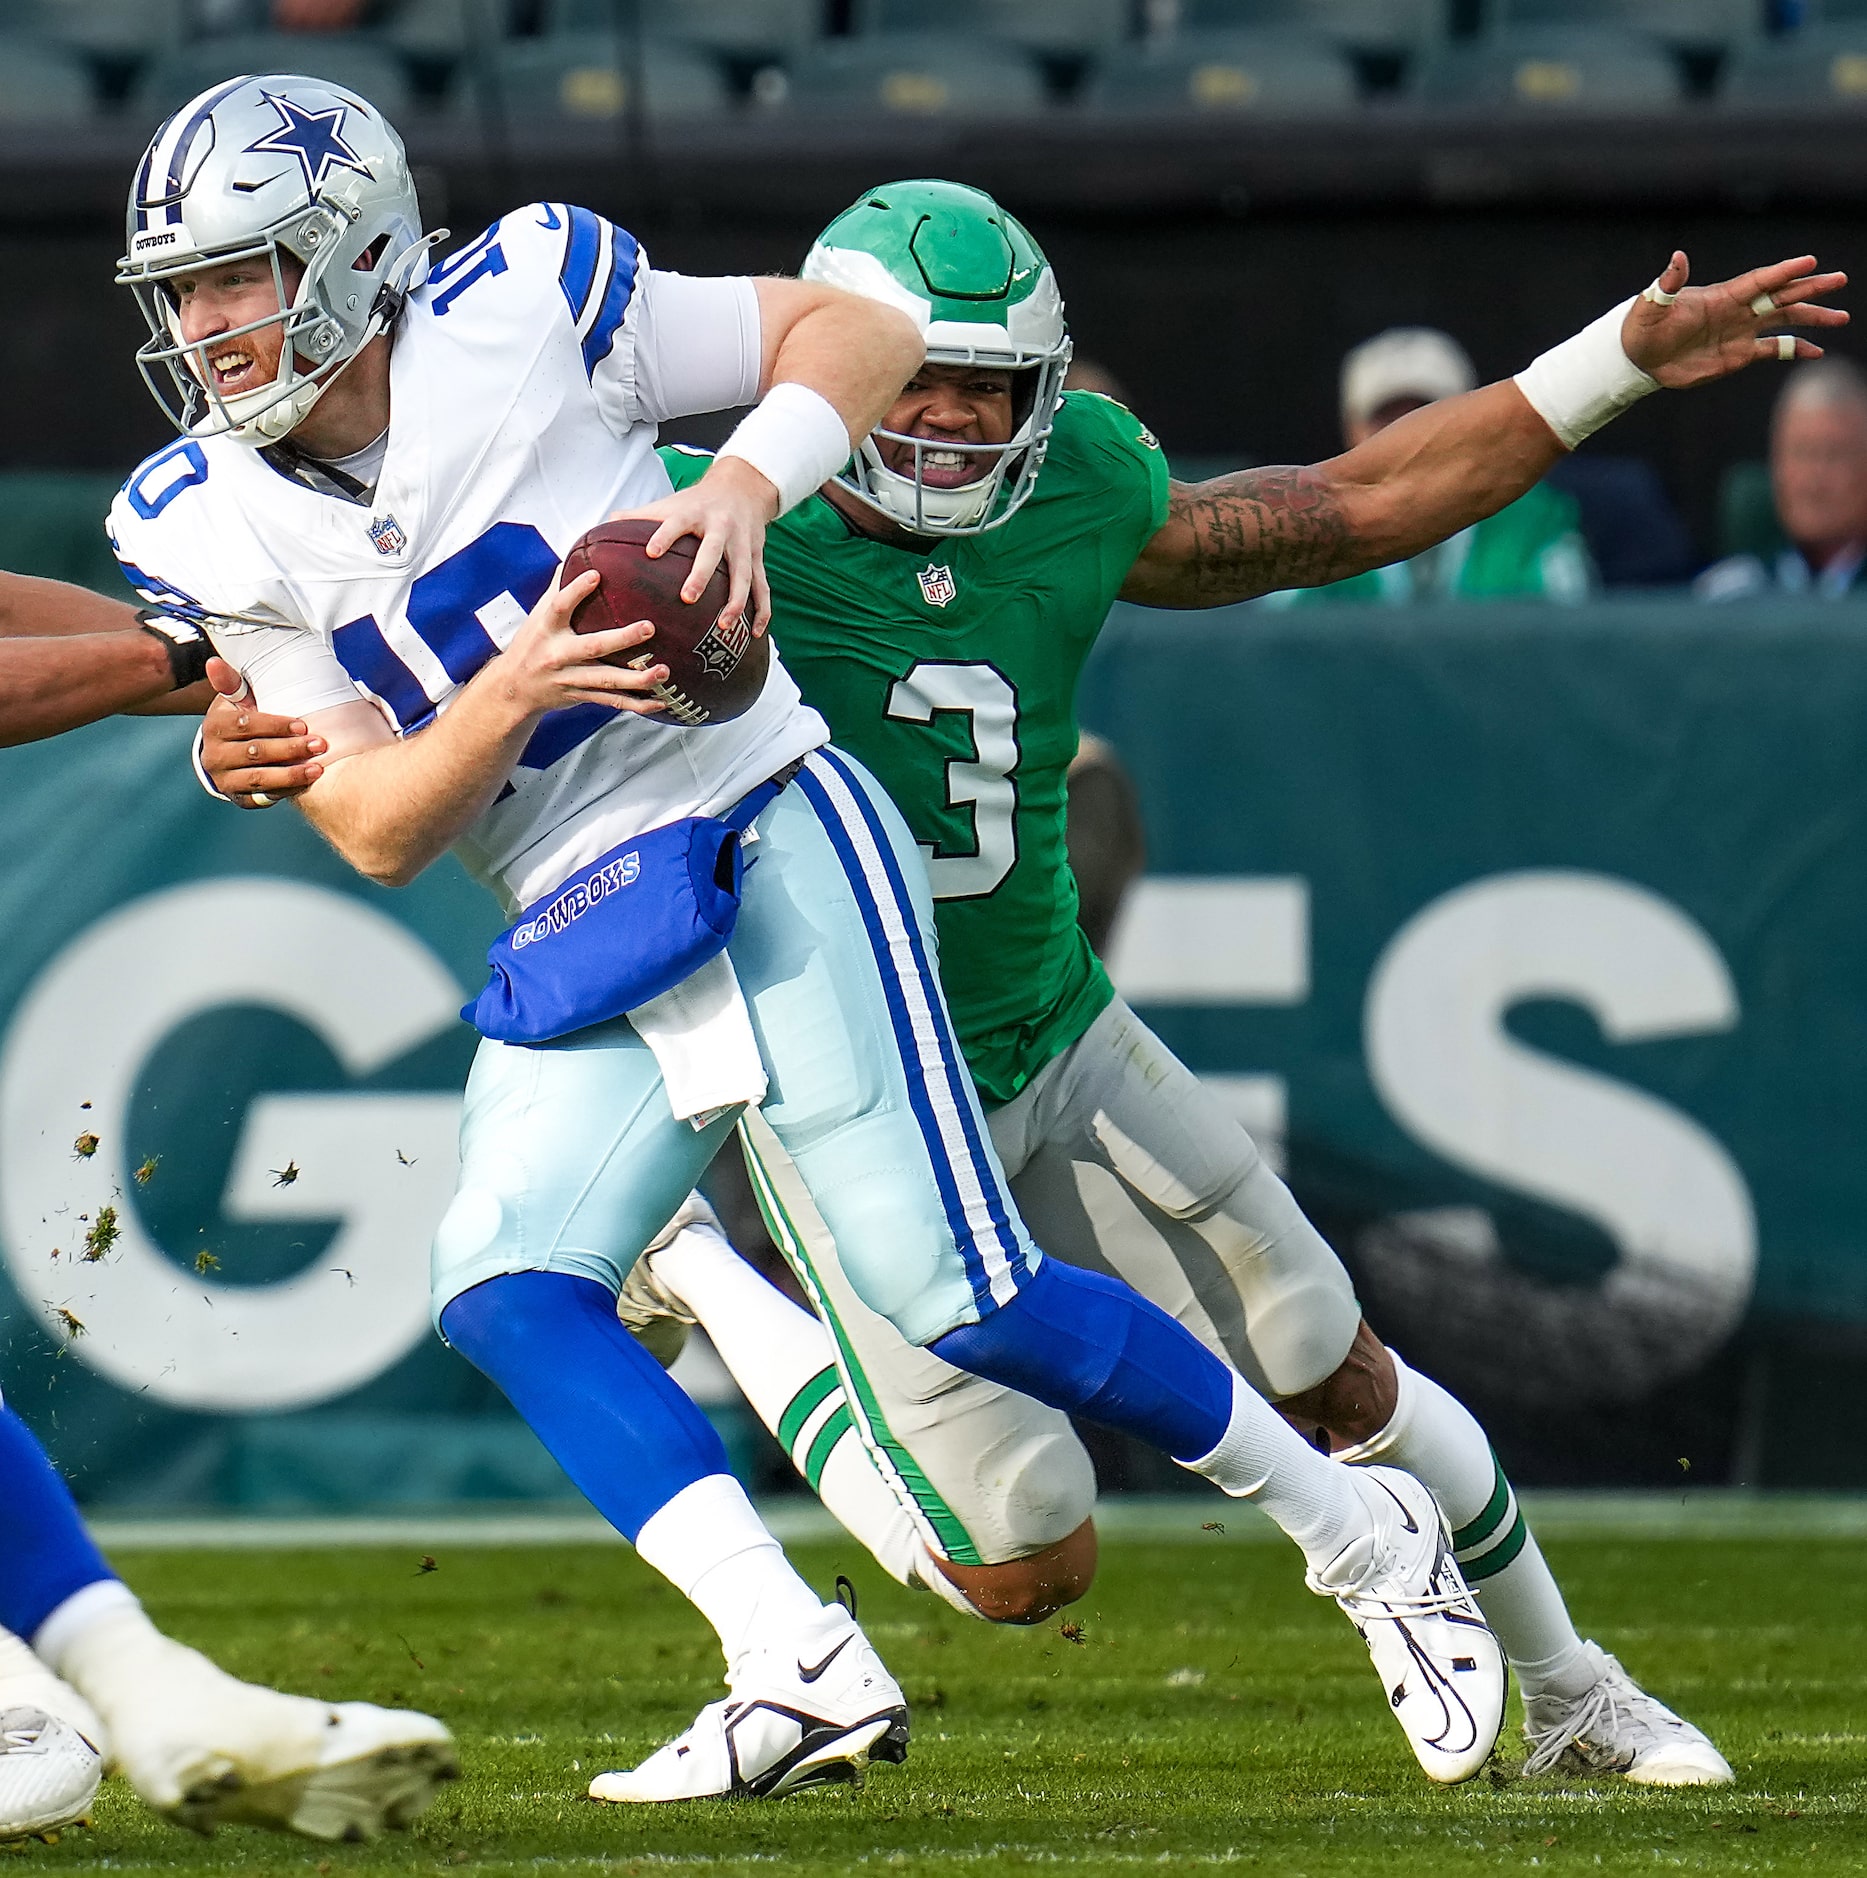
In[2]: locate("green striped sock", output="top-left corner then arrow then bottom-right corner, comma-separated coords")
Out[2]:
1451,1455 -> 1529,1584
775,1364 -> 858,1493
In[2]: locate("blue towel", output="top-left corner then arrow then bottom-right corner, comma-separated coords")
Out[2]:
467,771 -> 789,1045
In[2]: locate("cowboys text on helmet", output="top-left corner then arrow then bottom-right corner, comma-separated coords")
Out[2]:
118,75 -> 433,445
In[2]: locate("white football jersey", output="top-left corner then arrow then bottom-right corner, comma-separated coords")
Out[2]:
110,201 -> 829,914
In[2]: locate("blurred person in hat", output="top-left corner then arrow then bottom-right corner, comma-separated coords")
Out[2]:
1270,327 -> 1595,606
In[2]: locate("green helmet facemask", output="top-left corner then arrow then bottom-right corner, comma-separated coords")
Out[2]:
801,179 -> 1071,536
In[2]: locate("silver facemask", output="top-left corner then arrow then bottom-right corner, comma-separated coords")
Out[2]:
117,74 -> 434,445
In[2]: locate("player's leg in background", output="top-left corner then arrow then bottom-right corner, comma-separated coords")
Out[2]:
736,1110 -> 1097,1623
727,749 -> 1503,1782
997,993 -> 1729,1784
0,1396 -> 457,1839
616,1186 -> 943,1599
431,1022 -> 908,1802
621,1168 -> 1096,1624
1318,1343 -> 1730,1782
730,755 -> 1318,1523
989,996 -> 1362,1404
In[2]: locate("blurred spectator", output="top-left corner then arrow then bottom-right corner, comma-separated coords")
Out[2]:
1066,732 -> 1146,957
1542,453 -> 1697,587
271,0 -> 369,27
1064,356 -> 1130,402
1696,359 -> 1867,601
193,0 -> 375,28
1269,326 -> 1595,606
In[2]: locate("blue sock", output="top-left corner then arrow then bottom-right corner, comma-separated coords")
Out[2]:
441,1271 -> 733,1543
931,1258 -> 1234,1462
0,1407 -> 116,1640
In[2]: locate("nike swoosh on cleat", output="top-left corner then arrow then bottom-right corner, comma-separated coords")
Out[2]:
1373,1477 -> 1421,1535
797,1637 -> 853,1684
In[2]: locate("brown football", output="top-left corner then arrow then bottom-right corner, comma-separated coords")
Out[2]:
561,519 -> 770,728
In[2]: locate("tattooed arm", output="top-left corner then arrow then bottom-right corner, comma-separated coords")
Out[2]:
1120,380 -> 1562,608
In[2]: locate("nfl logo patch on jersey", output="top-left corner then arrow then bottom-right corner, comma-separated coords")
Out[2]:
917,563 -> 957,608
368,514 -> 408,557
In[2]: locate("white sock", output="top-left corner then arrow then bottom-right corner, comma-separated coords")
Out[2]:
0,1623 -> 48,1693
908,1543 -> 990,1621
1180,1373 -> 1371,1572
32,1578 -> 246,1755
1337,1353 -> 1593,1698
650,1217 -> 923,1586
634,1475 -> 829,1669
32,1579 -> 145,1688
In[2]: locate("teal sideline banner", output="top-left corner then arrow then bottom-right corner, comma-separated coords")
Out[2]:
1082,599 -> 1867,1487
3,602 -> 1864,1503
0,718 -> 545,1506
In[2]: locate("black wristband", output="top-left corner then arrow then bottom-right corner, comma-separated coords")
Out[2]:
137,613 -> 212,691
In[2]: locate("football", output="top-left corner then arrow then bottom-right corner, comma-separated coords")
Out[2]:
561,519 -> 770,728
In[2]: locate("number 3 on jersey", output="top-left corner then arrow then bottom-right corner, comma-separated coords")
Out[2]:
885,662 -> 1019,900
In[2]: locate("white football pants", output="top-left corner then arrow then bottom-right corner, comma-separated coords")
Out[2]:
432,748 -> 1041,1348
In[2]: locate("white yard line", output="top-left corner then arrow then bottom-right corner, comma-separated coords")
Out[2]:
85,1490 -> 1867,1552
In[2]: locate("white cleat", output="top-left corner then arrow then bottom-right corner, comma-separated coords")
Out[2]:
1522,1643 -> 1734,1785
588,1603 -> 908,1803
1310,1466 -> 1506,1784
103,1641 -> 458,1839
0,1708 -> 102,1844
616,1194 -> 718,1368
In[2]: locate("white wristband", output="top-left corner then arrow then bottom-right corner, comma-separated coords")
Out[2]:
1513,295 -> 1659,449
716,381 -> 852,516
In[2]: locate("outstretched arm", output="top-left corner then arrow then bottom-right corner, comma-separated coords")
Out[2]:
0,573 -> 138,641
0,572 -> 211,745
1123,250 -> 1847,608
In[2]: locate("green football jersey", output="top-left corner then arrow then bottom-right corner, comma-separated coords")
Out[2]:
662,391 -> 1170,1107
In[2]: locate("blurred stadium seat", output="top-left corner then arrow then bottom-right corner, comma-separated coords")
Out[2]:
773,33 -> 1049,116
488,33 -> 732,129
134,32 -> 415,118
377,0 -> 478,63
1412,27 -> 1686,108
854,0 -> 1131,58
1724,24 -> 1867,102
1716,458 -> 1785,559
1156,0 -> 1442,56
1489,0 -> 1760,51
0,35 -> 97,123
24,0 -> 187,60
1085,28 -> 1359,114
545,0 -> 824,62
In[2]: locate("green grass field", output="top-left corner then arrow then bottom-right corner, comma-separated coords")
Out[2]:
18,1522 -> 1867,1875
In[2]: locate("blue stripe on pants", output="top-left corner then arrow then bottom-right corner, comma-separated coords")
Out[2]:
793,749 -> 1030,1315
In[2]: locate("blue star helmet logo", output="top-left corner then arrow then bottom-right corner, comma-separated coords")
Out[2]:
245,91 -> 372,196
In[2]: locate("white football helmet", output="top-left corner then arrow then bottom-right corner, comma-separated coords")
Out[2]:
117,74 -> 435,445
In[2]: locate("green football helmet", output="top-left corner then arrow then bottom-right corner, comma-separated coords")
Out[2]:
801,179 -> 1071,536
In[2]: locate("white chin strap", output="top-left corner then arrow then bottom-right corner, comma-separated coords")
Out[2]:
228,373 -> 329,444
